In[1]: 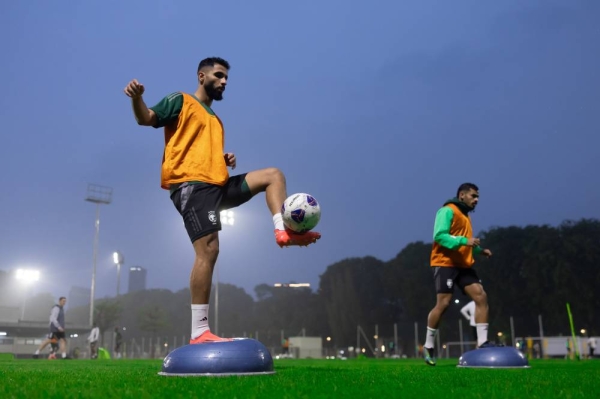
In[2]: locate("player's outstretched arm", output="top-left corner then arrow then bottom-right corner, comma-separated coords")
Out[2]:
123,79 -> 157,126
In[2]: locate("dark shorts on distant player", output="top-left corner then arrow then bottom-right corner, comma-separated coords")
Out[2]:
170,175 -> 252,243
51,331 -> 66,340
432,266 -> 482,294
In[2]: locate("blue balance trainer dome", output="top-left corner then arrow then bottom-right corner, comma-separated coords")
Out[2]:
458,346 -> 530,368
159,338 -> 275,377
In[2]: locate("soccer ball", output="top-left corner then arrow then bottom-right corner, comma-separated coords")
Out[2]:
281,193 -> 321,233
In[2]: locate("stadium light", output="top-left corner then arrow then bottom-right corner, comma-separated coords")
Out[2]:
273,283 -> 311,288
15,269 -> 40,320
85,183 -> 113,326
220,210 -> 235,226
15,269 -> 40,284
113,251 -> 124,297
580,329 -> 586,335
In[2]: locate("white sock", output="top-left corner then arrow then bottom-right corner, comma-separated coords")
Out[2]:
61,352 -> 66,358
476,323 -> 489,346
425,327 -> 437,349
35,349 -> 40,355
191,304 -> 210,340
273,213 -> 285,231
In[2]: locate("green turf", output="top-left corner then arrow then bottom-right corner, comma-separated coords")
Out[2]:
1,358 -> 598,399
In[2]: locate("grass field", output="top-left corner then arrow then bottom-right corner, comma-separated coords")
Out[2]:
1,357 -> 598,399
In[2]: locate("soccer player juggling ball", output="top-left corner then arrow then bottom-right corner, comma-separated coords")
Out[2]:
123,57 -> 321,344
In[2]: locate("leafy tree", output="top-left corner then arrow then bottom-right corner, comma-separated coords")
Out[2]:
94,299 -> 123,345
209,283 -> 254,337
319,256 -> 388,347
137,304 -> 170,358
26,218 -> 598,356
252,283 -> 328,348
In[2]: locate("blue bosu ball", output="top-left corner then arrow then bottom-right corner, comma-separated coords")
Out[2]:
458,346 -> 530,368
159,338 -> 276,376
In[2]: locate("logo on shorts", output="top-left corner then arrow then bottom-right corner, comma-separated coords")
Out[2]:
208,211 -> 217,224
446,279 -> 453,289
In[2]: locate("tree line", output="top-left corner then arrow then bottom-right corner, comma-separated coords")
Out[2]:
5,218 -> 599,355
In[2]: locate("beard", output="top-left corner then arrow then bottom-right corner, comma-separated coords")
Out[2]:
206,84 -> 224,101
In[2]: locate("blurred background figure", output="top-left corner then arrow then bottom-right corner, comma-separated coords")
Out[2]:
460,300 -> 477,345
114,327 -> 123,359
88,324 -> 100,359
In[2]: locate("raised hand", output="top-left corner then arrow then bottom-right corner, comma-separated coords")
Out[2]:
124,79 -> 145,99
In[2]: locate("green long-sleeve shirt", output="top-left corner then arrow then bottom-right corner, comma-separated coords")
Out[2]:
433,207 -> 482,254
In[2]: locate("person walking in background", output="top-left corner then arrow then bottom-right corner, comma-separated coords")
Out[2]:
588,335 -> 597,359
88,324 -> 100,359
34,297 -> 68,359
114,327 -> 123,359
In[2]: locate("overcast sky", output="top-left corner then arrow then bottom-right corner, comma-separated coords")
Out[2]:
1,0 -> 598,305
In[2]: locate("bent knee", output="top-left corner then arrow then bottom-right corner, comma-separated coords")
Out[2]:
265,167 -> 285,184
471,288 -> 488,304
245,167 -> 286,194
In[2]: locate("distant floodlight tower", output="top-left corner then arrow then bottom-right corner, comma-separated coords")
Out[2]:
113,251 -> 124,297
85,183 -> 113,326
215,210 -> 235,335
15,269 -> 40,320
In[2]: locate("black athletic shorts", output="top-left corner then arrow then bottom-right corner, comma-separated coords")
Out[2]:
51,331 -> 66,340
432,266 -> 482,294
170,175 -> 252,243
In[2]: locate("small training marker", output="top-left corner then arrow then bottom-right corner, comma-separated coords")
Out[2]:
457,346 -> 530,368
159,338 -> 276,377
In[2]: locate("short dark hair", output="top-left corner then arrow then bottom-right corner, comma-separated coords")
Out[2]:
456,183 -> 479,197
197,57 -> 230,73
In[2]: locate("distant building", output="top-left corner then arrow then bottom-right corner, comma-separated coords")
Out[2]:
128,266 -> 147,293
68,286 -> 91,309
